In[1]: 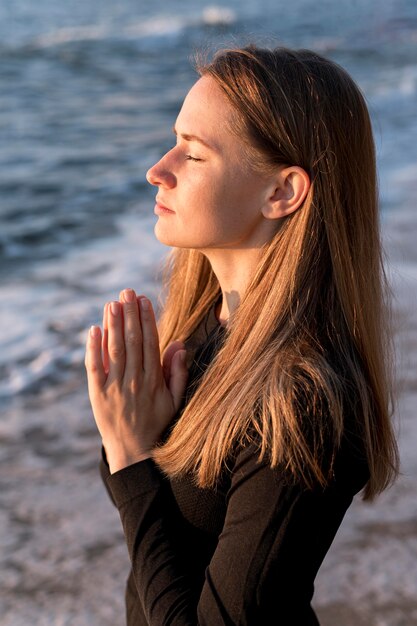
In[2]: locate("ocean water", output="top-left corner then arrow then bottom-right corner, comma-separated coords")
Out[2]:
1,0 -> 417,400
1,1 -> 417,624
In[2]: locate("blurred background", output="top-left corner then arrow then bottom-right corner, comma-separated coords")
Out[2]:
1,1 -> 417,624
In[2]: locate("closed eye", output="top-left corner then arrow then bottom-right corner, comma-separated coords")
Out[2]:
185,155 -> 202,162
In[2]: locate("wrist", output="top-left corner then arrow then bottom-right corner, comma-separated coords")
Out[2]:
105,445 -> 153,474
109,453 -> 152,474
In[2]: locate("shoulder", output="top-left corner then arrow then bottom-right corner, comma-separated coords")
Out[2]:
228,422 -> 369,501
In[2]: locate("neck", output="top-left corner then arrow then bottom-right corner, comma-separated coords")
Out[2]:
203,248 -> 262,325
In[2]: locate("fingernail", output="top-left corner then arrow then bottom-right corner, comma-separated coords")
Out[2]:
140,298 -> 150,311
90,325 -> 100,338
110,301 -> 119,316
123,289 -> 135,303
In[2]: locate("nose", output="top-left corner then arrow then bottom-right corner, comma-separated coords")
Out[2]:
146,155 -> 176,189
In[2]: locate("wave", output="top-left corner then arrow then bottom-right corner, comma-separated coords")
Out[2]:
4,6 -> 237,54
0,210 -> 164,400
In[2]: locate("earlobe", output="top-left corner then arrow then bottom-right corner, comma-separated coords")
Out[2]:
262,166 -> 310,220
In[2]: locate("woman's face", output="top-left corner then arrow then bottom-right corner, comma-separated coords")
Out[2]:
146,75 -> 277,251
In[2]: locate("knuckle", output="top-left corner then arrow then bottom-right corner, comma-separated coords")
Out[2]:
85,354 -> 97,373
145,335 -> 158,353
109,344 -> 125,359
145,373 -> 160,395
124,378 -> 140,395
124,301 -> 137,311
125,332 -> 141,347
104,380 -> 122,399
89,362 -> 101,375
124,305 -> 139,319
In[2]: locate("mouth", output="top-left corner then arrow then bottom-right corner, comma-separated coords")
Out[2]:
155,198 -> 175,214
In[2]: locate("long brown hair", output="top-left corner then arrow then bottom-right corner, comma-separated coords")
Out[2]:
153,45 -> 399,500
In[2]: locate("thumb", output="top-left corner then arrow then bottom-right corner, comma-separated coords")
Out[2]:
169,349 -> 189,412
162,340 -> 184,386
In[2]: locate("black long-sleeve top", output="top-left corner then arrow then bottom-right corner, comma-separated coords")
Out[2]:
100,302 -> 369,625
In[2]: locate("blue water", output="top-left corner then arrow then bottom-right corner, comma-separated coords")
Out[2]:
1,0 -> 417,399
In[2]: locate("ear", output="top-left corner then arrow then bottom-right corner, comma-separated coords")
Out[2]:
261,166 -> 310,219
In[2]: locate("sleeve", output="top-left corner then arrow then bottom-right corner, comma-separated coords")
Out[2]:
105,443 -> 361,626
99,445 -> 117,507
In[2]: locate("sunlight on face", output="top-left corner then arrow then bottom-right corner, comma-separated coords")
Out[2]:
146,76 -> 277,252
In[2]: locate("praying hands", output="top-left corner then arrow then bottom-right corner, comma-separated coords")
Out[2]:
85,289 -> 188,474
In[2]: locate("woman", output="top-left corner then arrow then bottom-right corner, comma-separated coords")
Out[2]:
85,45 -> 399,625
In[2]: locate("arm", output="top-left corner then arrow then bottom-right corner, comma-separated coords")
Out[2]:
105,442 -> 361,626
86,290 -> 365,625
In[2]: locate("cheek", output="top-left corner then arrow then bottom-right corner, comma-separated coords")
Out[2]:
180,164 -> 263,229
217,177 -> 263,224
180,172 -> 222,217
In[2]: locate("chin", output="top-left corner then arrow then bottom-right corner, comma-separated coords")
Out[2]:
154,223 -> 214,250
154,224 -> 181,248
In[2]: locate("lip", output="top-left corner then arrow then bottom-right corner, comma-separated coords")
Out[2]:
154,199 -> 175,215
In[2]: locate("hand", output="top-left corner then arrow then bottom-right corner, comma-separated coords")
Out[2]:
85,289 -> 188,474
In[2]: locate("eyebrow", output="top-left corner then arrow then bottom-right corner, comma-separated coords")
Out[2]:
172,126 -> 217,151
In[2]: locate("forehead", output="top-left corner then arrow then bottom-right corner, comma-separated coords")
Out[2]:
176,76 -> 236,136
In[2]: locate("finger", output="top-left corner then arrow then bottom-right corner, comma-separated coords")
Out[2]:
85,325 -> 106,390
139,297 -> 162,380
102,303 -> 109,375
162,340 -> 185,387
121,289 -> 143,379
169,349 -> 189,412
107,301 -> 125,382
